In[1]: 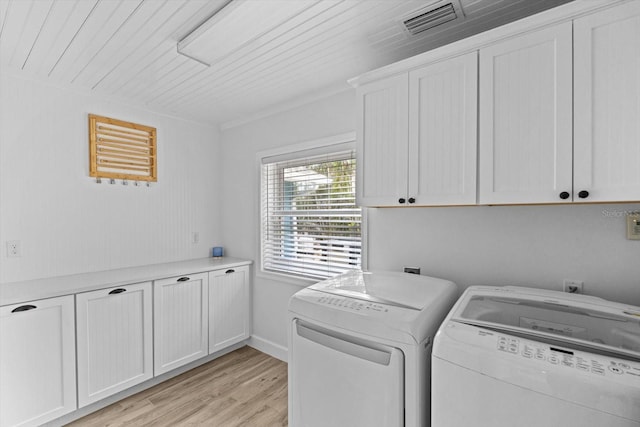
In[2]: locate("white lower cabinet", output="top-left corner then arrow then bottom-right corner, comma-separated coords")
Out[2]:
153,272 -> 209,376
208,266 -> 250,353
0,296 -> 76,427
0,261 -> 251,425
75,282 -> 153,407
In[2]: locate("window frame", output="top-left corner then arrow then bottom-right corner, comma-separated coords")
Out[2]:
256,132 -> 366,286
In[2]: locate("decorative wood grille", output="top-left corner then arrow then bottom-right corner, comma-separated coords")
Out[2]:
89,114 -> 157,182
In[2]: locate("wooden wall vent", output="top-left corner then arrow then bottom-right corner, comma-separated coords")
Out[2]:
89,114 -> 157,182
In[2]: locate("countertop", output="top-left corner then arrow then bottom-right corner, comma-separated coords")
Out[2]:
0,257 -> 252,306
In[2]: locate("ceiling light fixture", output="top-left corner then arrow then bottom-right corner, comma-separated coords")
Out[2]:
177,0 -> 316,67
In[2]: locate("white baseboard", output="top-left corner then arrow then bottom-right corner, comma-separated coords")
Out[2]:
248,335 -> 288,363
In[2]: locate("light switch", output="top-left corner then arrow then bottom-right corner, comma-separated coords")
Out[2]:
627,213 -> 640,240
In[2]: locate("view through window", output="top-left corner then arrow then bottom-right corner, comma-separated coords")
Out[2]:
261,149 -> 361,280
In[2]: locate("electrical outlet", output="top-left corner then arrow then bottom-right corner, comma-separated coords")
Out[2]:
191,232 -> 199,244
627,213 -> 640,240
563,279 -> 583,294
6,240 -> 21,257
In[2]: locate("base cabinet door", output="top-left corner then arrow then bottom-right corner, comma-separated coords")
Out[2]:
209,266 -> 250,353
0,296 -> 76,427
76,282 -> 153,407
154,272 -> 208,376
209,266 -> 251,353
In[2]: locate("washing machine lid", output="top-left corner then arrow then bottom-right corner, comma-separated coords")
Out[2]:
308,270 -> 451,310
450,286 -> 640,360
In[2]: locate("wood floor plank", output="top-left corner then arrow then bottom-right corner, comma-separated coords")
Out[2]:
67,347 -> 288,427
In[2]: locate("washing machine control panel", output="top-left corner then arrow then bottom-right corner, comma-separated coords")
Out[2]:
495,333 -> 640,379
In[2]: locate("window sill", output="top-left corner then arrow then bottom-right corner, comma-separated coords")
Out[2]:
255,269 -> 320,288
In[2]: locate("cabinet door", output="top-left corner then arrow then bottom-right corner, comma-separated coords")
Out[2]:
208,266 -> 250,353
0,296 -> 76,427
574,2 -> 640,203
76,282 -> 153,407
409,52 -> 478,205
479,22 -> 573,204
356,74 -> 409,206
154,272 -> 208,376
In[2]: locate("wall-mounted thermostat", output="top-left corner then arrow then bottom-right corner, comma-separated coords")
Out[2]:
627,213 -> 640,240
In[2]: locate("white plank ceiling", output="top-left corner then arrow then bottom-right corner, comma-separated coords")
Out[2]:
0,0 -> 572,128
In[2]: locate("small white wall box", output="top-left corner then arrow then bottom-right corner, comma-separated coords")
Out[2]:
627,212 -> 640,240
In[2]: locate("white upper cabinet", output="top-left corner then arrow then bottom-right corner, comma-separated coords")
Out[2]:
354,1 -> 639,207
409,52 -> 478,206
356,52 -> 478,207
76,282 -> 153,407
479,22 -> 573,204
356,74 -> 409,207
573,1 -> 640,203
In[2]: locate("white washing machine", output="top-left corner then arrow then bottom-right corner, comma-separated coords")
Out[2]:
288,270 -> 458,427
432,286 -> 640,427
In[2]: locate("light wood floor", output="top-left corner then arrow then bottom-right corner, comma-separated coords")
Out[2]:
67,346 -> 288,427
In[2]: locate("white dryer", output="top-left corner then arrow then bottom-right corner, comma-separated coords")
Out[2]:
432,286 -> 640,427
288,270 -> 458,427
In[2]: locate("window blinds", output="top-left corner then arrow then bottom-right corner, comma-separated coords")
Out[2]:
261,150 -> 361,280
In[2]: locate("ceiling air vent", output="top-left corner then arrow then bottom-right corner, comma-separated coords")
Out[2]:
403,3 -> 459,36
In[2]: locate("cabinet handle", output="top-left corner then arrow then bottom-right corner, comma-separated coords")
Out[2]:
398,198 -> 406,204
559,191 -> 570,200
108,288 -> 126,295
11,304 -> 36,313
225,269 -> 235,274
177,277 -> 190,282
578,190 -> 589,199
408,197 -> 415,204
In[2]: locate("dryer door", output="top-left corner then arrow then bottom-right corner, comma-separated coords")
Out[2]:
290,320 -> 404,427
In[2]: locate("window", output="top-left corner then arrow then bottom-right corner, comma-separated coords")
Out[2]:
260,140 -> 361,281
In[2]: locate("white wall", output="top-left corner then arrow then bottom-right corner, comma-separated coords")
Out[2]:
220,90 -> 356,356
0,72 -> 221,283
221,91 -> 640,357
367,204 -> 640,306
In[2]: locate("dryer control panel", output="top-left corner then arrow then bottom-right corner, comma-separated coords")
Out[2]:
288,287 -> 415,328
315,295 -> 389,313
